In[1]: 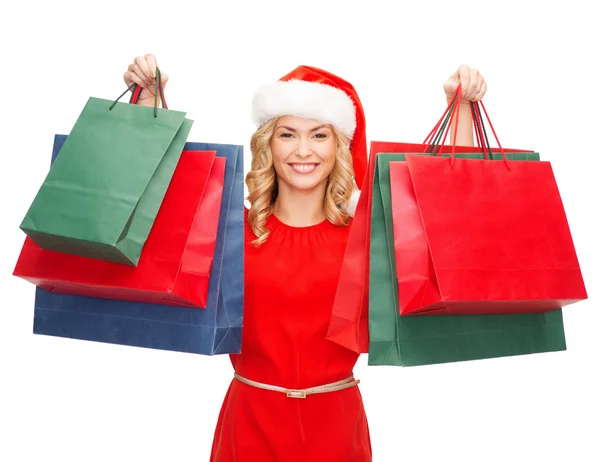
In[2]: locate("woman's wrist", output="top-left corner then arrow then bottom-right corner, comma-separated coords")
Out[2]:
446,96 -> 472,106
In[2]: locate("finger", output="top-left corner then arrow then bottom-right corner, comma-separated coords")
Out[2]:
463,67 -> 477,99
462,69 -> 478,100
134,56 -> 152,82
457,65 -> 471,99
160,72 -> 169,88
443,70 -> 460,99
124,71 -> 147,90
123,71 -> 133,87
465,69 -> 481,100
472,80 -> 488,102
469,74 -> 484,101
443,79 -> 459,100
145,54 -> 158,78
129,62 -> 149,86
133,63 -> 152,86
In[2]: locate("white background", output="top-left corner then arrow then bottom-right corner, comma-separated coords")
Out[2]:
1,1 -> 598,461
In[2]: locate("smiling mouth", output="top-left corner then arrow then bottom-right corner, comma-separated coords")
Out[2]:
288,163 -> 319,174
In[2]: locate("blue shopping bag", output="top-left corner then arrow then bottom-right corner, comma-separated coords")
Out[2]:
32,136 -> 244,355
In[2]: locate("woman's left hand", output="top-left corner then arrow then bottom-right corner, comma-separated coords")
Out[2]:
443,64 -> 487,104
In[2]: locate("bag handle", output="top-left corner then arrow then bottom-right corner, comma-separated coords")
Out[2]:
424,85 -> 489,158
424,85 -> 469,156
129,84 -> 143,104
129,67 -> 168,110
423,86 -> 510,169
427,98 -> 458,153
472,100 -> 511,169
109,67 -> 167,118
445,100 -> 510,169
423,85 -> 461,150
471,100 -> 485,152
471,101 -> 493,157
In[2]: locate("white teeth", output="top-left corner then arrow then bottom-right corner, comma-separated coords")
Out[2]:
290,163 -> 317,173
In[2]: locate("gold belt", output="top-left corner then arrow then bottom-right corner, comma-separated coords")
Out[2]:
234,373 -> 360,399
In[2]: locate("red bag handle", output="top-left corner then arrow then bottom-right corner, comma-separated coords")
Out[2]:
455,100 -> 510,169
129,67 -> 168,110
424,85 -> 511,169
478,101 -> 509,163
423,84 -> 461,149
423,85 -> 463,154
424,85 -> 489,158
129,84 -> 143,104
471,101 -> 484,150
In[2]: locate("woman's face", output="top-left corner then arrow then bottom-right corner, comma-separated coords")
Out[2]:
270,115 -> 338,193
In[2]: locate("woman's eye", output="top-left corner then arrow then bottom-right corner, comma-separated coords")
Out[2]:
314,133 -> 328,139
280,133 -> 293,138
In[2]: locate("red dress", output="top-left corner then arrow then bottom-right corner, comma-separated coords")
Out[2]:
210,210 -> 372,461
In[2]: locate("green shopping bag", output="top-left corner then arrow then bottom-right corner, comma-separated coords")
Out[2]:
20,71 -> 192,266
368,152 -> 567,366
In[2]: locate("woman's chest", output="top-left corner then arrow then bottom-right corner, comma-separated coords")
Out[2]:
241,238 -> 347,341
245,239 -> 345,299
244,245 -> 343,296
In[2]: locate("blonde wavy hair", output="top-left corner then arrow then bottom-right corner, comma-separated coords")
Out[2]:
245,116 -> 355,246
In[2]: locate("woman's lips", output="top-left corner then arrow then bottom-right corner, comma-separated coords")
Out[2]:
288,163 -> 319,174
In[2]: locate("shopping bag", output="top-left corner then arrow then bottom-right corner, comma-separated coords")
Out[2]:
14,136 -> 224,308
390,153 -> 587,315
31,141 -> 244,355
327,139 -> 534,353
20,73 -> 192,266
368,153 -> 567,366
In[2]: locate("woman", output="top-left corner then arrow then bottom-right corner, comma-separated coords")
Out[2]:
124,55 -> 487,461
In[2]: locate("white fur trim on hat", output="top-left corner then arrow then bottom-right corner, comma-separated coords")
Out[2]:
252,79 -> 357,139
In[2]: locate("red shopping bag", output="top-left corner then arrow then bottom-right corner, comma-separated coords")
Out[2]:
390,150 -> 587,315
389,161 -> 442,315
390,100 -> 586,315
14,149 -> 226,308
326,94 -> 534,352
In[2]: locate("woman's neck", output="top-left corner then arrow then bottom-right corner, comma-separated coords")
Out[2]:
272,183 -> 327,227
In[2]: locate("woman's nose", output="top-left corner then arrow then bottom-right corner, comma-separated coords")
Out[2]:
295,138 -> 313,157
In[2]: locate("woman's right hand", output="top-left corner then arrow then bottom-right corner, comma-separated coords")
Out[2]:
123,54 -> 169,107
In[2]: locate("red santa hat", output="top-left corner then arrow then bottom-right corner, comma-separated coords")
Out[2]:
251,65 -> 368,192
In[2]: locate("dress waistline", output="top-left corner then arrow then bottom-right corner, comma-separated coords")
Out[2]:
233,373 -> 360,399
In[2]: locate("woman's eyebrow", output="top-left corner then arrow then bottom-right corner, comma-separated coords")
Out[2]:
277,125 -> 329,132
